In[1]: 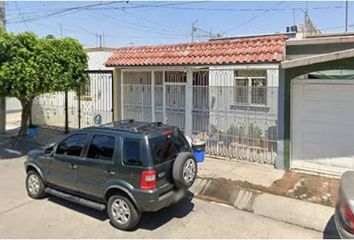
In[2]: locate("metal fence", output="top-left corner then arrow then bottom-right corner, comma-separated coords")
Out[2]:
122,68 -> 278,165
31,70 -> 113,131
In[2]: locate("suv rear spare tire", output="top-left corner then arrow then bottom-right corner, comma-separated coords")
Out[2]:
173,152 -> 197,189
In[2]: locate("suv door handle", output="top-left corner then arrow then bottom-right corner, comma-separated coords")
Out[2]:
68,163 -> 78,169
104,170 -> 115,176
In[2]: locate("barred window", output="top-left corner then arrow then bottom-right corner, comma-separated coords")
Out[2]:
234,70 -> 267,105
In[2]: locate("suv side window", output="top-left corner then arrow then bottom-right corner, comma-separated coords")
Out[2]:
56,133 -> 87,157
87,135 -> 115,161
123,139 -> 142,166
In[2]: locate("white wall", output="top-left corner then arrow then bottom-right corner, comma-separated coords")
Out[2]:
87,50 -> 114,70
6,97 -> 21,113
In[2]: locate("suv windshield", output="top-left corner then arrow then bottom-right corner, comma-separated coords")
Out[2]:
149,130 -> 190,165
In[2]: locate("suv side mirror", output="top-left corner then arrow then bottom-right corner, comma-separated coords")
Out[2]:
44,146 -> 54,156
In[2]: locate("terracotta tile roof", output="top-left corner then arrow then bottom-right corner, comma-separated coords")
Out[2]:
105,34 -> 287,67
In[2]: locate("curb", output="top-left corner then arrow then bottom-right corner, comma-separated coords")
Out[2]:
191,177 -> 336,234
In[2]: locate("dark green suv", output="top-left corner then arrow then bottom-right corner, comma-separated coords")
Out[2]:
24,120 -> 197,230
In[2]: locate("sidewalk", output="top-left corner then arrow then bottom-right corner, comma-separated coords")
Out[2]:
192,158 -> 338,235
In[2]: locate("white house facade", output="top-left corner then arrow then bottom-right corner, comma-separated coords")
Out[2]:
106,34 -> 288,165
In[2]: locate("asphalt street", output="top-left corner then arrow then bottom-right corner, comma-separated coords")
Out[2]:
0,156 -> 326,239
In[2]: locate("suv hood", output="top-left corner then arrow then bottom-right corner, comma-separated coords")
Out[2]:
27,149 -> 44,159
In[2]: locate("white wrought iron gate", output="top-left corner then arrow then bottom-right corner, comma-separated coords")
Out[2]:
32,70 -> 113,130
164,83 -> 185,130
122,68 -> 278,165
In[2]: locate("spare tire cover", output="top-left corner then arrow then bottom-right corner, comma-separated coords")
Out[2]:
173,152 -> 197,189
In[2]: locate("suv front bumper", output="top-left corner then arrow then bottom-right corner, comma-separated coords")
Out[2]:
135,188 -> 187,212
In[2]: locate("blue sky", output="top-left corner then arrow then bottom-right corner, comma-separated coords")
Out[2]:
5,1 -> 354,48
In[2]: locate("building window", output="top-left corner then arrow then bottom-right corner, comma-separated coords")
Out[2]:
234,70 -> 267,105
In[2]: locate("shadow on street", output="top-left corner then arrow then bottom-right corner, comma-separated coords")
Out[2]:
0,126 -> 65,160
0,135 -> 40,159
46,191 -> 195,231
323,215 -> 340,239
138,192 -> 195,230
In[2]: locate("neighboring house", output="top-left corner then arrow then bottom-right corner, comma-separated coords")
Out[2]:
106,34 -> 289,164
31,47 -> 115,129
277,33 -> 354,175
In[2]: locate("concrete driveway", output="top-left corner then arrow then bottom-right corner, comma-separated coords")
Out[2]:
0,157 -> 323,238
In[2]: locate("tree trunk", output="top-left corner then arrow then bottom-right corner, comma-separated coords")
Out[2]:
18,99 -> 33,137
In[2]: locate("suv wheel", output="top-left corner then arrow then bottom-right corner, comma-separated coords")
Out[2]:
173,152 -> 197,189
107,195 -> 141,231
26,171 -> 46,199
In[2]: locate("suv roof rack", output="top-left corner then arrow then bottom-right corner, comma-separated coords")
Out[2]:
132,122 -> 163,132
98,120 -> 166,133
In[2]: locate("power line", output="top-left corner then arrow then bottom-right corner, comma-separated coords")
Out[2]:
14,2 -> 30,31
319,24 -> 354,31
121,9 -> 186,35
6,1 -> 204,23
7,2 -> 120,24
83,10 -> 187,37
223,1 -> 284,35
94,4 -> 351,12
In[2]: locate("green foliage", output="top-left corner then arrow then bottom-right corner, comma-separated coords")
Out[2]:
0,31 -> 88,101
248,123 -> 263,139
226,124 -> 245,137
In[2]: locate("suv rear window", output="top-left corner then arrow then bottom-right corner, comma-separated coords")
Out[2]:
149,130 -> 189,165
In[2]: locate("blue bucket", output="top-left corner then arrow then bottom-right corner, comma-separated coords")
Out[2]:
192,141 -> 206,163
27,126 -> 38,138
193,149 -> 205,163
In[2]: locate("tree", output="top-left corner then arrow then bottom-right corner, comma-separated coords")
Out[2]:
0,31 -> 88,137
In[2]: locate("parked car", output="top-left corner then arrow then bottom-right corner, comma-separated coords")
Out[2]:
24,120 -> 197,230
335,171 -> 354,238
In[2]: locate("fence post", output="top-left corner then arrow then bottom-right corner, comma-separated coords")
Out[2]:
64,91 -> 69,133
151,71 -> 155,122
78,88 -> 81,129
185,68 -> 193,137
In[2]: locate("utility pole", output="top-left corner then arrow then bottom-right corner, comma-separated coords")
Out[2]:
191,20 -> 197,42
59,23 -> 63,38
0,1 -> 6,133
345,0 -> 348,32
303,9 -> 308,37
102,32 -> 105,47
304,1 -> 309,37
96,34 -> 103,48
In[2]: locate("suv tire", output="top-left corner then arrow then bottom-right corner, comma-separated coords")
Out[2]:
107,194 -> 141,231
173,152 -> 197,189
26,171 -> 46,199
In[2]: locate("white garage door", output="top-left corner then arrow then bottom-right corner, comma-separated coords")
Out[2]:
291,79 -> 354,175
